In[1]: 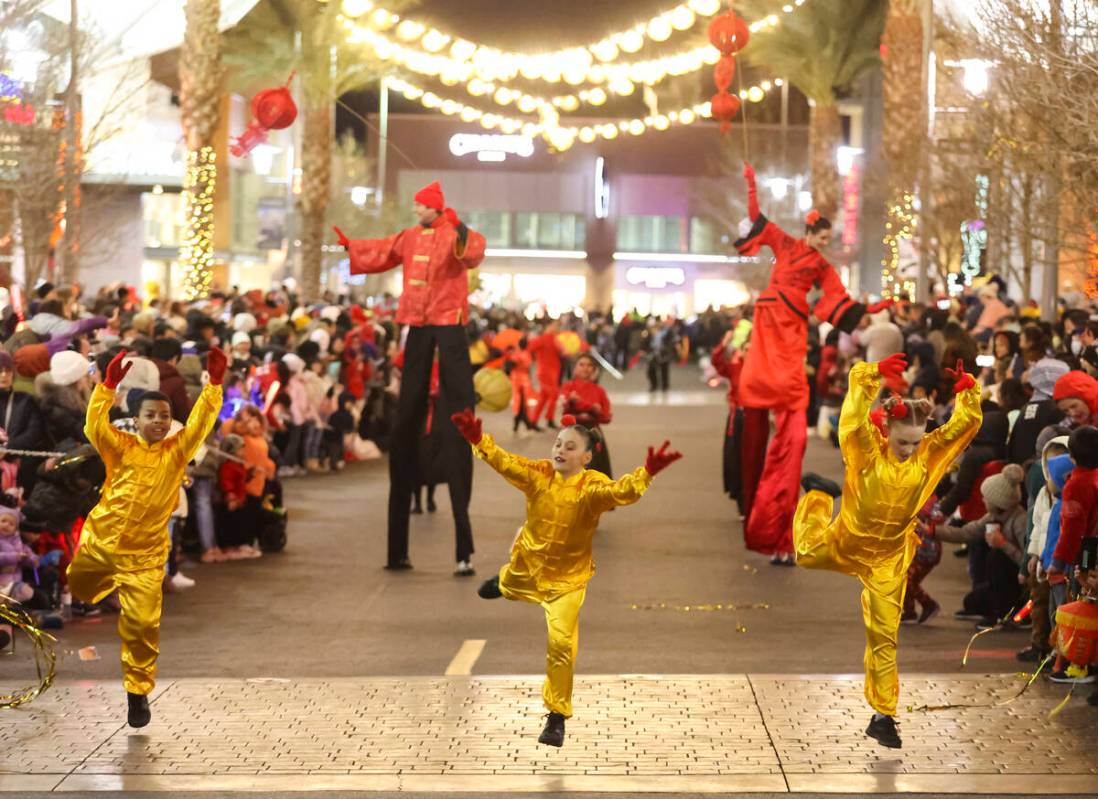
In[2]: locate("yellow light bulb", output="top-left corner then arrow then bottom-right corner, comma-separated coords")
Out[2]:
679,108 -> 696,124
587,87 -> 607,105
340,0 -> 373,19
653,115 -> 670,130
619,30 -> 644,53
558,95 -> 579,112
688,0 -> 721,14
493,87 -> 514,105
420,29 -> 450,53
517,95 -> 539,114
592,40 -> 619,63
628,119 -> 645,135
369,8 -> 394,29
671,6 -> 695,29
396,20 -> 424,41
601,124 -> 619,139
648,16 -> 673,42
579,126 -> 597,143
450,39 -> 477,62
460,107 -> 480,122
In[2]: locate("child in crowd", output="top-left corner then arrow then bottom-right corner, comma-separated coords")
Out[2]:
0,505 -> 38,603
507,340 -> 540,433
452,408 -> 681,748
67,348 -> 224,728
560,353 -> 613,477
901,498 -> 942,625
221,405 -> 276,556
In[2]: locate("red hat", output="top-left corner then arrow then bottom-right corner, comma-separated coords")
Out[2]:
414,181 -> 445,212
1053,370 -> 1098,416
14,344 -> 50,378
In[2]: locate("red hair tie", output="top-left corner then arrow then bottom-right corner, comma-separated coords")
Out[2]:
595,441 -> 603,453
805,209 -> 821,226
561,414 -> 577,427
888,401 -> 909,420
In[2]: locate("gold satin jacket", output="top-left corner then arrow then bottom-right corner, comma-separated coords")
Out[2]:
82,383 -> 222,565
474,433 -> 652,599
834,361 -> 982,575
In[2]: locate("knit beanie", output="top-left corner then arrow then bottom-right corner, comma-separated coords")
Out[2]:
0,505 -> 19,526
50,350 -> 91,387
13,343 -> 51,378
232,331 -> 251,347
1053,370 -> 1098,416
233,313 -> 257,333
1029,358 -> 1070,401
282,353 -> 305,374
981,463 -> 1025,513
1069,425 -> 1098,470
117,356 -> 160,394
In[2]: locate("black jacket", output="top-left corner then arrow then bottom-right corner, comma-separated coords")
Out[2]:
1007,399 -> 1063,466
938,406 -> 1009,517
0,389 -> 46,456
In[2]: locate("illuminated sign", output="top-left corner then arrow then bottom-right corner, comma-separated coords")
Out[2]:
448,133 -> 534,162
594,156 -> 609,219
960,174 -> 989,285
0,74 -> 22,102
0,73 -> 34,126
626,266 -> 685,289
841,162 -> 861,247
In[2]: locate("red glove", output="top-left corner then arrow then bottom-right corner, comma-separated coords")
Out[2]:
207,348 -> 228,386
645,440 -> 682,477
944,358 -> 976,393
877,352 -> 907,383
865,298 -> 895,315
450,409 -> 482,445
742,161 -> 756,183
103,350 -> 133,390
332,225 -> 350,250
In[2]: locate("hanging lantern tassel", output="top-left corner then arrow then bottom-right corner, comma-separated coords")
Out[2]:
231,72 -> 299,157
707,7 -> 750,135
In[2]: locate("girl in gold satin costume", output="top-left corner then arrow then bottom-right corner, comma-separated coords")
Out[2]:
68,349 -> 225,728
450,408 -> 681,748
794,354 -> 981,749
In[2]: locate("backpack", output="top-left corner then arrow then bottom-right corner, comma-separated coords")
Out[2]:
257,507 -> 287,553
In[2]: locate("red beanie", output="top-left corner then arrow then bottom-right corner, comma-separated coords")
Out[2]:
414,181 -> 445,212
14,344 -> 50,378
1053,370 -> 1098,415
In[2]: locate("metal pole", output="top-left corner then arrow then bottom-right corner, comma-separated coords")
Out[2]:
377,76 -> 389,208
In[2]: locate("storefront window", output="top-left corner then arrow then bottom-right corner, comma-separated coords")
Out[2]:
463,211 -> 511,247
514,212 -> 585,250
141,192 -> 185,247
689,217 -> 730,254
617,215 -> 685,252
693,279 -> 750,310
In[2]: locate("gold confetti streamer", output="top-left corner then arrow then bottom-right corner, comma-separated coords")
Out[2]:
0,598 -> 57,709
628,601 -> 770,612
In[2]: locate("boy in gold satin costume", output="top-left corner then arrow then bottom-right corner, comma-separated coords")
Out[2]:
68,349 -> 226,728
450,409 -> 681,748
795,354 -> 981,749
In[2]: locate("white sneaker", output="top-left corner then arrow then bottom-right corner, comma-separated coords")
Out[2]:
169,572 -> 196,591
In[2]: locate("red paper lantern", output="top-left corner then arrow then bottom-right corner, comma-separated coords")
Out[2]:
713,56 -> 736,92
1052,599 -> 1098,673
710,91 -> 741,134
707,10 -> 750,56
252,87 -> 297,130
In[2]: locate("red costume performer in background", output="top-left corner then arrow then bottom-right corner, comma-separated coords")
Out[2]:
529,326 -> 564,426
734,162 -> 875,559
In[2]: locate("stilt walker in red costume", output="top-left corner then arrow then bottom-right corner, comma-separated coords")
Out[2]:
334,181 -> 486,575
735,162 -> 888,564
529,319 -> 564,429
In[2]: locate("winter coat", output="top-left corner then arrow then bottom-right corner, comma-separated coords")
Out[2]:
860,313 -> 904,363
153,359 -> 194,423
22,444 -> 105,534
938,505 -> 1027,566
1051,465 -> 1098,569
0,533 -> 37,580
1041,454 -> 1077,571
1007,399 -> 1064,466
560,378 -> 612,428
34,373 -> 89,447
0,389 -> 46,456
1026,436 -> 1070,561
938,407 -> 1009,517
347,215 -> 487,327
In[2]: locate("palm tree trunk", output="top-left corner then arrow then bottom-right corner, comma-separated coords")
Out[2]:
808,103 -> 841,219
298,100 -> 332,304
180,0 -> 222,300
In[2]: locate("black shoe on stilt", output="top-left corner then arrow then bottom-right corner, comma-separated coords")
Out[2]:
538,712 -> 566,747
477,575 -> 502,599
865,714 -> 901,749
800,473 -> 841,498
127,692 -> 151,728
384,558 -> 414,571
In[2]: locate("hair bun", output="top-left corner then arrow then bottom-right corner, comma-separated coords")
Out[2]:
1001,463 -> 1025,485
561,414 -> 577,427
805,209 -> 821,226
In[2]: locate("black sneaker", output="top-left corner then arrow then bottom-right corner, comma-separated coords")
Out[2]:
865,714 -> 901,749
127,692 -> 151,728
547,420 -> 559,430
538,712 -> 565,747
953,545 -> 969,558
900,610 -> 918,625
454,560 -> 475,577
1016,646 -> 1050,664
1050,666 -> 1098,684
917,599 -> 940,624
478,575 -> 502,599
427,498 -> 437,513
800,473 -> 841,498
384,559 -> 414,571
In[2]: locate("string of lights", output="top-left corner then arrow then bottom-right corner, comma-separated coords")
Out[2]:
181,146 -> 216,300
881,191 -> 915,298
385,74 -> 782,151
338,0 -> 727,71
342,0 -> 806,103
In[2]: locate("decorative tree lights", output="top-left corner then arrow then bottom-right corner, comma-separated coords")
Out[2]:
181,146 -> 216,300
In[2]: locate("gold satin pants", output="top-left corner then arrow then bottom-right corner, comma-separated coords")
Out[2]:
67,540 -> 164,696
499,568 -> 586,718
794,490 -> 907,716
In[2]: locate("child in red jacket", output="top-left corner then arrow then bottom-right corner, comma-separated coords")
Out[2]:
560,353 -> 612,476
1047,426 -> 1098,585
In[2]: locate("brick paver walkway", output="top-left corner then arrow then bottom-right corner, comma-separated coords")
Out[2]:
1,674 -> 1095,793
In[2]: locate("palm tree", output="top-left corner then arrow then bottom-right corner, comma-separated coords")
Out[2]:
741,0 -> 887,218
180,0 -> 223,300
224,0 -> 399,302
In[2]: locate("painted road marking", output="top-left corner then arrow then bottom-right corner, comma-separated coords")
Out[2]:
444,639 -> 486,675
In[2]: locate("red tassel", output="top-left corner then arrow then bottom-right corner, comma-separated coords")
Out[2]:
561,414 -> 577,427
